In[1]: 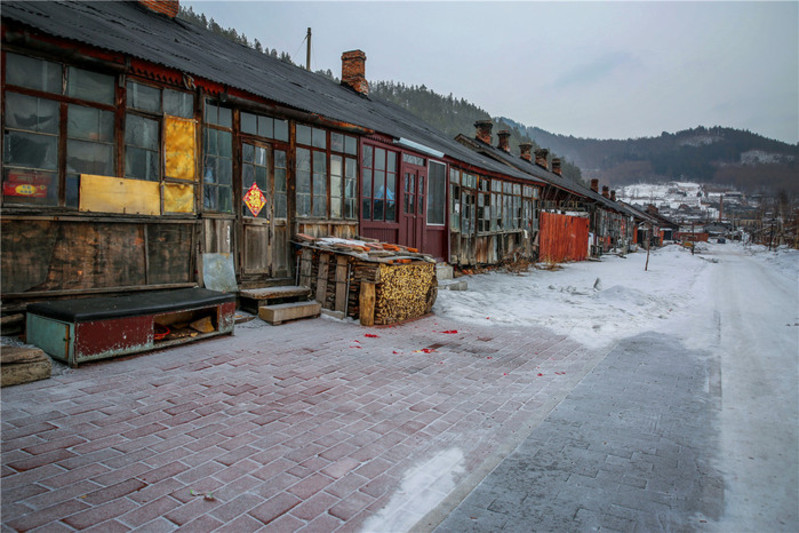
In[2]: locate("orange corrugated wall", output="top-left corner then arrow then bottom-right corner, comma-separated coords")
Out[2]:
539,212 -> 590,262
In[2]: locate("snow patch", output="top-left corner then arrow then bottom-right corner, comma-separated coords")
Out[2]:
360,448 -> 465,533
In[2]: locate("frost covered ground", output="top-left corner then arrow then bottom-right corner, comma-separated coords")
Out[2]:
435,242 -> 798,352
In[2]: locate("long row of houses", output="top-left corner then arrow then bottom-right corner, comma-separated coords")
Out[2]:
1,0 -> 667,317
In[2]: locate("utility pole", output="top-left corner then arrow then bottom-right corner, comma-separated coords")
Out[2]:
306,27 -> 311,71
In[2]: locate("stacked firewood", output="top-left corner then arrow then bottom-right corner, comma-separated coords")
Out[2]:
294,235 -> 438,325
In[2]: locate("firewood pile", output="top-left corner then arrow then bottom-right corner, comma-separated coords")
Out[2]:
294,235 -> 438,326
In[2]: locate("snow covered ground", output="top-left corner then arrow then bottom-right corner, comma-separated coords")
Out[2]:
435,241 -> 799,530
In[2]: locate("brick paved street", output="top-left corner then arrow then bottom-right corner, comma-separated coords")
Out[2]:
1,315 -> 605,532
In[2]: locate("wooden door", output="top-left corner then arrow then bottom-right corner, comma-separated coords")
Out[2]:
399,166 -> 425,249
240,141 -> 272,277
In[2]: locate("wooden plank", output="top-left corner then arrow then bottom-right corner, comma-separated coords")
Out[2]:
258,301 -> 321,325
334,255 -> 348,312
359,281 -> 375,327
79,174 -> 160,215
1,359 -> 52,387
299,248 -> 313,288
315,254 -> 329,305
0,346 -> 48,365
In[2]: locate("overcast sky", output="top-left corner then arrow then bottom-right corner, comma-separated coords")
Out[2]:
183,1 -> 799,145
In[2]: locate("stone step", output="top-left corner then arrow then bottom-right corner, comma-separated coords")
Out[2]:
258,301 -> 321,326
239,285 -> 311,313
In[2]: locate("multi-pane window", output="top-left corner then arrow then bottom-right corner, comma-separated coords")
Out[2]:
449,168 -> 461,232
361,145 -> 397,222
2,53 -> 116,207
460,173 -> 476,234
491,180 -> 502,231
427,161 -> 446,225
241,143 -> 269,218
203,102 -> 233,213
274,150 -> 288,218
241,111 -> 288,142
125,81 -> 194,182
296,125 -> 357,219
477,178 -> 491,233
68,105 -> 114,205
523,185 -> 540,231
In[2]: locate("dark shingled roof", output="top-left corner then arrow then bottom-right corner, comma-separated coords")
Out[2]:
2,0 -> 548,186
455,134 -> 645,218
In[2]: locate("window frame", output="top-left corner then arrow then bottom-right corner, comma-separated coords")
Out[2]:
296,124 -> 359,220
360,143 -> 399,223
2,51 -> 118,208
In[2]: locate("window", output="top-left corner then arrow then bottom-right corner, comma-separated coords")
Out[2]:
427,161 -> 446,225
296,125 -> 358,219
241,111 -> 288,142
450,168 -> 461,232
274,150 -> 288,218
477,178 -> 491,233
67,104 -> 114,204
203,102 -> 233,213
241,143 -> 269,218
3,93 -> 60,205
2,53 -> 116,207
126,81 -> 195,183
361,145 -> 397,222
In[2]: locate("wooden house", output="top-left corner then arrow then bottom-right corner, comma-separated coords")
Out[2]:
457,125 -> 643,261
1,0 -> 556,324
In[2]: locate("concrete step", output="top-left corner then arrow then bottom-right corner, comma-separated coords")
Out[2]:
436,262 -> 454,281
239,285 -> 311,313
258,301 -> 321,325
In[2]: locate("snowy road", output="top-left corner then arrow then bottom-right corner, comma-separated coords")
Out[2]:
436,242 -> 799,530
705,247 -> 798,530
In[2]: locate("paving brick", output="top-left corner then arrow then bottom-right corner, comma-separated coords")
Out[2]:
62,498 -> 138,530
249,492 -> 302,525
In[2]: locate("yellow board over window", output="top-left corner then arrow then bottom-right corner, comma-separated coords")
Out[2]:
79,174 -> 160,215
163,182 -> 195,213
165,115 -> 196,181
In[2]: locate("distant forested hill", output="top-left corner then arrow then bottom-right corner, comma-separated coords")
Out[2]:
370,82 -> 585,183
501,119 -> 799,194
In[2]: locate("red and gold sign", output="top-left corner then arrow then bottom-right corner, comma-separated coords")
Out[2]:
3,173 -> 48,197
243,182 -> 266,217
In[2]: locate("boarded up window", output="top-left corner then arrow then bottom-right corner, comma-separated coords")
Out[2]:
165,115 -> 197,181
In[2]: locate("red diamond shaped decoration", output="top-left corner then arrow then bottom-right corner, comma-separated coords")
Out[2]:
243,182 -> 266,217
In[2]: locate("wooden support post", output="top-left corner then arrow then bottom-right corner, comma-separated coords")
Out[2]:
359,281 -> 375,327
334,255 -> 348,313
315,253 -> 329,306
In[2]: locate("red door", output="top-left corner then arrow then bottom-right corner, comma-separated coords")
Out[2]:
399,166 -> 425,250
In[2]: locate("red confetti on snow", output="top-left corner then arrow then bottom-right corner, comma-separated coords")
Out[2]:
364,334 -> 379,338
486,356 -> 493,360
537,373 -> 544,377
392,351 -> 399,354
440,330 -> 458,334
351,346 -> 362,349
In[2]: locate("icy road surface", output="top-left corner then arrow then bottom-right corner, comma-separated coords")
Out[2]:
435,242 -> 798,530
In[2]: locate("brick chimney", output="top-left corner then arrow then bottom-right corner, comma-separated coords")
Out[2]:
552,158 -> 562,176
519,142 -> 533,162
610,190 -> 616,201
341,50 -> 369,96
602,186 -> 610,199
497,130 -> 511,152
474,120 -> 493,145
646,204 -> 659,215
590,179 -> 599,192
534,148 -> 549,169
138,0 -> 179,18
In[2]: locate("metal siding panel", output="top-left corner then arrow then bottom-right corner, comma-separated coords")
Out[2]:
26,314 -> 73,365
74,316 -> 153,363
